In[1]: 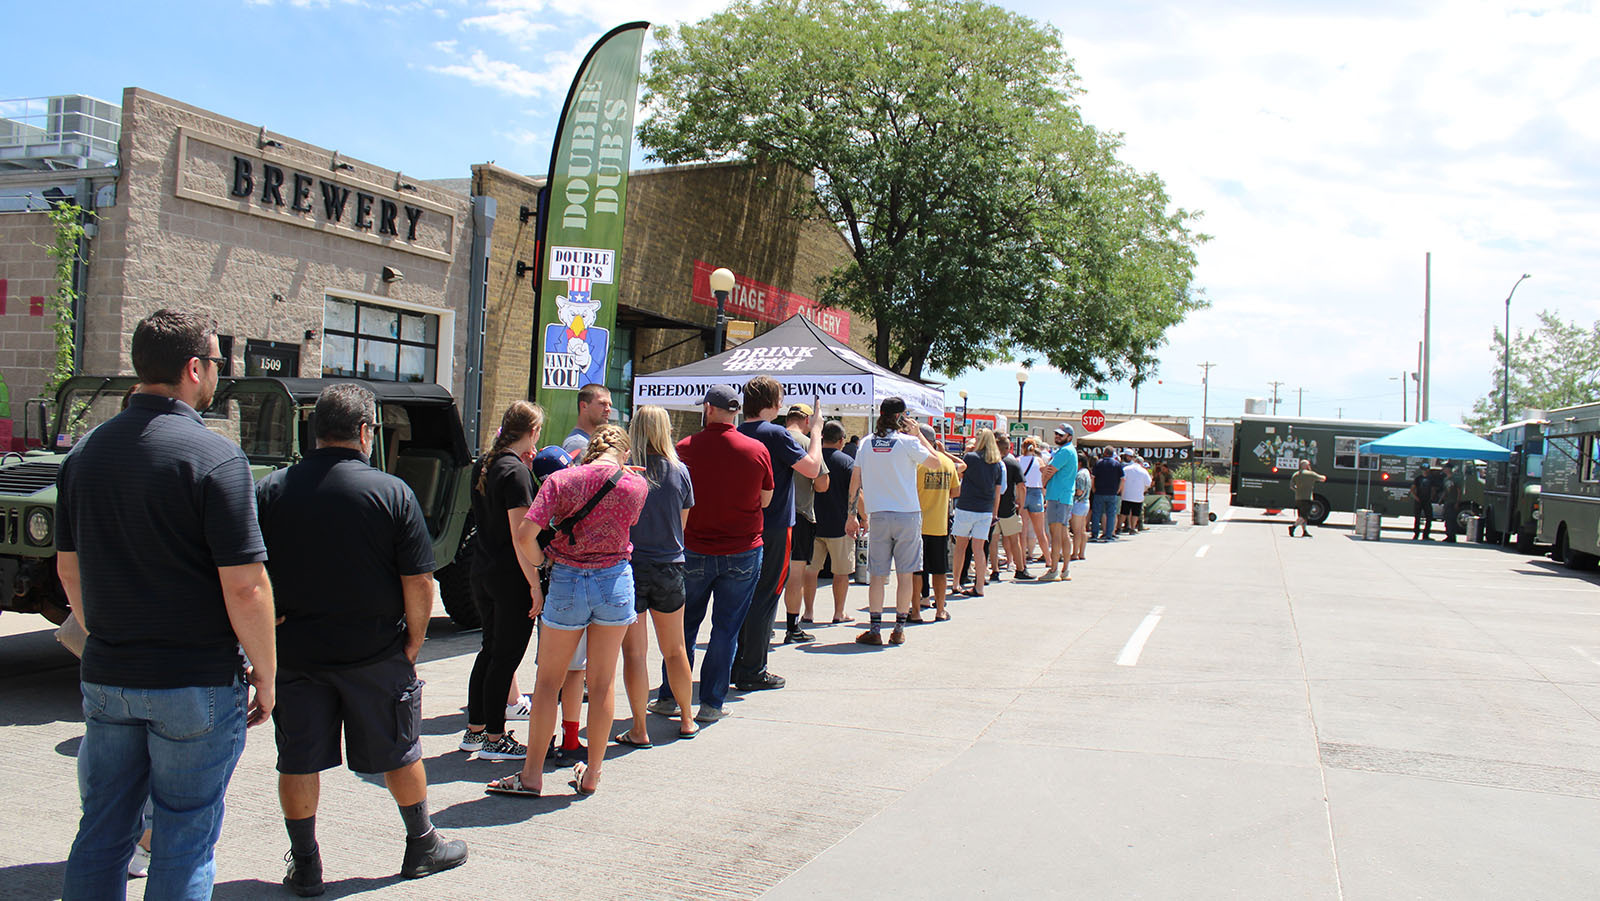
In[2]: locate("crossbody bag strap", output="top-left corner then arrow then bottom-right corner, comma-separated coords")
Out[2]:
551,466 -> 624,546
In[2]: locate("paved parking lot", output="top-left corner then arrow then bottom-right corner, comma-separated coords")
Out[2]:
4,499 -> 1600,899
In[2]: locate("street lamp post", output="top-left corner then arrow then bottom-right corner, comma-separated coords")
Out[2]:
1502,273 -> 1532,425
709,267 -> 735,355
959,390 -> 969,437
1015,369 -> 1029,424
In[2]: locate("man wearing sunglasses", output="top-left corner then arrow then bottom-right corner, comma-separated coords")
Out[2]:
57,309 -> 277,898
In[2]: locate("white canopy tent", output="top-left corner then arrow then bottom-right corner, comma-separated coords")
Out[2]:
631,314 -> 945,416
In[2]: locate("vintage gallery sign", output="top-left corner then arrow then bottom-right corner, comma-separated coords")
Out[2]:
690,260 -> 851,342
173,130 -> 457,262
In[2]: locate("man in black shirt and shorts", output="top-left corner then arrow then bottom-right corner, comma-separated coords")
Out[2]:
257,384 -> 466,893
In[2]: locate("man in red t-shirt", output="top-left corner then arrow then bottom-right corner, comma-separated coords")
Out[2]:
650,384 -> 774,723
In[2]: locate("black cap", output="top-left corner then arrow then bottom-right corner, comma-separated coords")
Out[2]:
701,384 -> 741,411
880,396 -> 907,416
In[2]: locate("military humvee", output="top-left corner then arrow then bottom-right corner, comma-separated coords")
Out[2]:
0,375 -> 482,629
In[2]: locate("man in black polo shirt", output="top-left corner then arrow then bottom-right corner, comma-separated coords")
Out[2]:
256,384 -> 466,893
57,309 -> 278,899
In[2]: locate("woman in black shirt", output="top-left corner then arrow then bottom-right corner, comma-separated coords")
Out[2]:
461,401 -> 545,760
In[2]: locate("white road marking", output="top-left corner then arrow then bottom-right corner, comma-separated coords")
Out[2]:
1213,522 -> 1227,535
1195,545 -> 1211,558
1572,646 -> 1600,669
1116,606 -> 1166,667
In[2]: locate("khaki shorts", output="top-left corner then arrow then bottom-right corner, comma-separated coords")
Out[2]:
995,513 -> 1023,537
810,534 -> 853,573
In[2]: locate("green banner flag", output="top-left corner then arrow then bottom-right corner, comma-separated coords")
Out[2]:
531,22 -> 649,444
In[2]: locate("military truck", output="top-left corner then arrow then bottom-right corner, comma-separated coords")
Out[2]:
0,375 -> 483,629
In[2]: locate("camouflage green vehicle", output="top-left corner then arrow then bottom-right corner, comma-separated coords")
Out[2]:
0,375 -> 482,629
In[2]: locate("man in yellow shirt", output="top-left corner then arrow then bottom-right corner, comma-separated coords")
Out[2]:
913,424 -> 965,622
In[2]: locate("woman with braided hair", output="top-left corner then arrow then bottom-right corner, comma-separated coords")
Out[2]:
489,424 -> 647,797
460,401 -> 545,761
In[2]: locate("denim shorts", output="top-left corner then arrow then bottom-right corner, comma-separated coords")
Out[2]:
1045,500 -> 1073,526
1071,501 -> 1090,517
542,560 -> 638,630
950,508 -> 993,540
1024,487 -> 1045,513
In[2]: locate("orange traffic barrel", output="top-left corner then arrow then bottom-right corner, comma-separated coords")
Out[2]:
1173,479 -> 1188,512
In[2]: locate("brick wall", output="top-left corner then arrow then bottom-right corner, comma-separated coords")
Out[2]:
472,164 -> 542,449
0,211 -> 60,444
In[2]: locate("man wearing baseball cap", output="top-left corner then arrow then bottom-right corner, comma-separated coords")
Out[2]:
651,384 -> 774,724
1037,423 -> 1077,581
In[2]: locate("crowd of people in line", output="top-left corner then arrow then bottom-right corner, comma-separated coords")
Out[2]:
49,308 -> 1179,900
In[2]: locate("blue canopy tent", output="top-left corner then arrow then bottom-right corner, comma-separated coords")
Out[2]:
1357,420 -> 1510,462
1354,421 -> 1510,525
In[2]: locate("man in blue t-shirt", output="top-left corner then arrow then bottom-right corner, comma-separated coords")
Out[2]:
731,376 -> 823,692
1039,424 -> 1077,580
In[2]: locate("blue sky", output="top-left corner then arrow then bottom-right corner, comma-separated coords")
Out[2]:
7,0 -> 1596,431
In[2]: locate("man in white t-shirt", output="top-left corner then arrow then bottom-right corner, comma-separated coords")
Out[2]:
1117,450 -> 1152,535
846,397 -> 935,647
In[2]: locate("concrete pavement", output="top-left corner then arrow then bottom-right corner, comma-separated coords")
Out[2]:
4,499 -> 1600,899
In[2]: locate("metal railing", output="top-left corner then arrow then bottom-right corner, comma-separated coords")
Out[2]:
0,95 -> 120,170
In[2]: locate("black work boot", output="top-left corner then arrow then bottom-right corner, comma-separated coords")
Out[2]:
283,849 -> 325,897
400,829 -> 468,879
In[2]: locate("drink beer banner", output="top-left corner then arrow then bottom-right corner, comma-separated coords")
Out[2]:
531,21 -> 649,440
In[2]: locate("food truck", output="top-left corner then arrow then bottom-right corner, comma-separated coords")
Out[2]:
1535,402 -> 1600,569
1230,415 -> 1483,527
1482,418 -> 1545,552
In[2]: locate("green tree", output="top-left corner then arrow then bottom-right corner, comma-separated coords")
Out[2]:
1465,309 -> 1600,431
639,0 -> 1206,381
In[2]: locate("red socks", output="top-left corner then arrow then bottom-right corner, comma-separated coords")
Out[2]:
562,720 -> 581,750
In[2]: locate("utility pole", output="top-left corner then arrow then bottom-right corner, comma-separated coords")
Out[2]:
1268,381 -> 1284,415
1296,387 -> 1304,417
1422,252 -> 1431,420
1414,343 -> 1422,422
1198,362 -> 1215,503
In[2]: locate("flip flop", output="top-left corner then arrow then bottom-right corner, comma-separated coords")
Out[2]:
935,610 -> 951,621
800,617 -> 815,624
677,726 -> 699,740
613,731 -> 653,749
571,761 -> 597,796
830,616 -> 853,624
485,772 -> 540,797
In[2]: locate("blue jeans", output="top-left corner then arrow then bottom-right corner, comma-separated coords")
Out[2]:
659,546 -> 761,711
1091,494 -> 1121,541
64,679 -> 248,901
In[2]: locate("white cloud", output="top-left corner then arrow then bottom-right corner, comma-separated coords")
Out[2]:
496,127 -> 543,146
426,50 -> 569,96
433,39 -> 458,54
1031,0 -> 1600,423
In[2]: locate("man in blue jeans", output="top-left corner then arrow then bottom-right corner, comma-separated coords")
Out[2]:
650,385 -> 774,723
56,309 -> 278,900
1090,445 -> 1126,542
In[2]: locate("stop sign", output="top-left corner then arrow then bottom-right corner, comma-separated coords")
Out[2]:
1081,409 -> 1105,432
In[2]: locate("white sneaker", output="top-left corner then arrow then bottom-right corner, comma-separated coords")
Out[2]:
694,705 -> 727,723
504,695 -> 532,720
128,845 -> 151,878
646,697 -> 680,717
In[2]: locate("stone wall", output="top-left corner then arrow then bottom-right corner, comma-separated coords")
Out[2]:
96,88 -> 474,395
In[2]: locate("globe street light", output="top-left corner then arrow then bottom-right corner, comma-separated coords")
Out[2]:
709,267 -> 735,355
1015,368 -> 1029,424
1502,273 -> 1532,425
